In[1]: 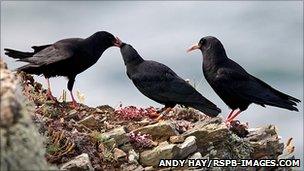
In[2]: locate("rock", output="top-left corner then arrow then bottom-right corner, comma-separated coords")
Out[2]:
169,135 -> 185,144
96,105 -> 115,113
78,115 -> 98,129
128,149 -> 139,164
159,141 -> 169,146
102,138 -> 116,149
60,153 -> 93,171
140,142 -> 178,166
183,117 -> 229,150
176,136 -> 197,159
183,117 -> 252,160
100,126 -> 129,146
229,120 -> 249,137
120,142 -> 134,153
95,108 -> 104,113
1,62 -> 21,128
64,109 -> 78,119
1,59 -> 54,170
133,121 -> 179,141
104,121 -> 115,129
187,152 -> 203,170
245,125 -> 284,159
121,164 -> 143,171
279,138 -> 295,160
134,165 -> 144,171
188,152 -> 202,159
137,118 -> 150,126
114,148 -> 127,161
144,166 -> 154,171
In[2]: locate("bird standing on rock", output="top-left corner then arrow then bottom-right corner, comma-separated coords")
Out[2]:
187,36 -> 301,124
5,31 -> 120,108
116,37 -> 221,120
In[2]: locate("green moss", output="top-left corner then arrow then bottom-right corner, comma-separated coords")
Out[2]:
42,104 -> 61,118
225,133 -> 252,159
103,148 -> 115,162
46,144 -> 60,154
1,98 -> 55,170
96,134 -> 110,142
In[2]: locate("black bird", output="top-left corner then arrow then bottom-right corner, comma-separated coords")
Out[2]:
187,36 -> 301,123
116,38 -> 221,119
5,31 -> 120,107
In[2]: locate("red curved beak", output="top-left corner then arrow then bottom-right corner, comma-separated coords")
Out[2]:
114,37 -> 122,47
187,44 -> 200,53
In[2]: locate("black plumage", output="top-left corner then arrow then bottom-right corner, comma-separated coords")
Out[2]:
118,40 -> 221,117
5,31 -> 119,107
187,36 -> 301,122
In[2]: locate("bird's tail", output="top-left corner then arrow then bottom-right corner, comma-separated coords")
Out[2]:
262,92 -> 301,111
4,48 -> 34,59
252,77 -> 301,111
190,103 -> 221,117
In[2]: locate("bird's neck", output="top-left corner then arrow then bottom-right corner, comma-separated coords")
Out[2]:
125,59 -> 144,68
122,53 -> 144,66
202,47 -> 228,65
202,49 -> 228,77
83,37 -> 112,57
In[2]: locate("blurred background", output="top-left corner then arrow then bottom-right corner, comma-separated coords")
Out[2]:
1,1 -> 303,166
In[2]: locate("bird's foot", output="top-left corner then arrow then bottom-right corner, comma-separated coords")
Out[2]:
148,111 -> 160,119
155,114 -> 165,122
225,120 -> 231,127
69,100 -> 79,109
227,120 -> 249,138
225,117 -> 234,127
46,91 -> 58,103
225,118 -> 248,128
147,112 -> 165,124
148,107 -> 171,124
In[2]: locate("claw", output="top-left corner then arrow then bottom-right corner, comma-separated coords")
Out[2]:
153,107 -> 172,122
45,78 -> 58,103
69,90 -> 79,109
69,100 -> 78,109
155,113 -> 164,121
148,111 -> 160,119
46,90 -> 59,104
225,110 -> 242,124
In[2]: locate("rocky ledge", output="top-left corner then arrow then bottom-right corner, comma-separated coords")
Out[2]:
0,59 -> 295,171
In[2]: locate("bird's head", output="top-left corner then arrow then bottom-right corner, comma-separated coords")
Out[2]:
113,37 -> 136,55
115,38 -> 144,65
92,31 -> 121,47
187,36 -> 224,53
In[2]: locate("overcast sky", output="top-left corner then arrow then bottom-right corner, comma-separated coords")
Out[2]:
1,1 -> 303,163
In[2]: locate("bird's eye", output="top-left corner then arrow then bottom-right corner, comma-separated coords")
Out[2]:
199,39 -> 206,46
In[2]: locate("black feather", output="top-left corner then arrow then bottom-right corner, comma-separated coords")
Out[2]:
4,48 -> 34,59
196,36 -> 300,112
120,43 -> 221,117
4,31 -> 116,93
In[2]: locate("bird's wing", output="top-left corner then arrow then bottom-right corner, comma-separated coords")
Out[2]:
215,66 -> 300,110
5,44 -> 55,60
131,62 -> 219,111
31,44 -> 52,53
19,43 -> 74,66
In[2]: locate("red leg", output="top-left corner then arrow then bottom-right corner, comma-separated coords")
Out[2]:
46,78 -> 57,102
69,90 -> 78,108
226,110 -> 235,121
227,110 -> 242,123
155,107 -> 172,121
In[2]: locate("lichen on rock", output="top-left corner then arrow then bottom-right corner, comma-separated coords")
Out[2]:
0,59 -> 54,171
